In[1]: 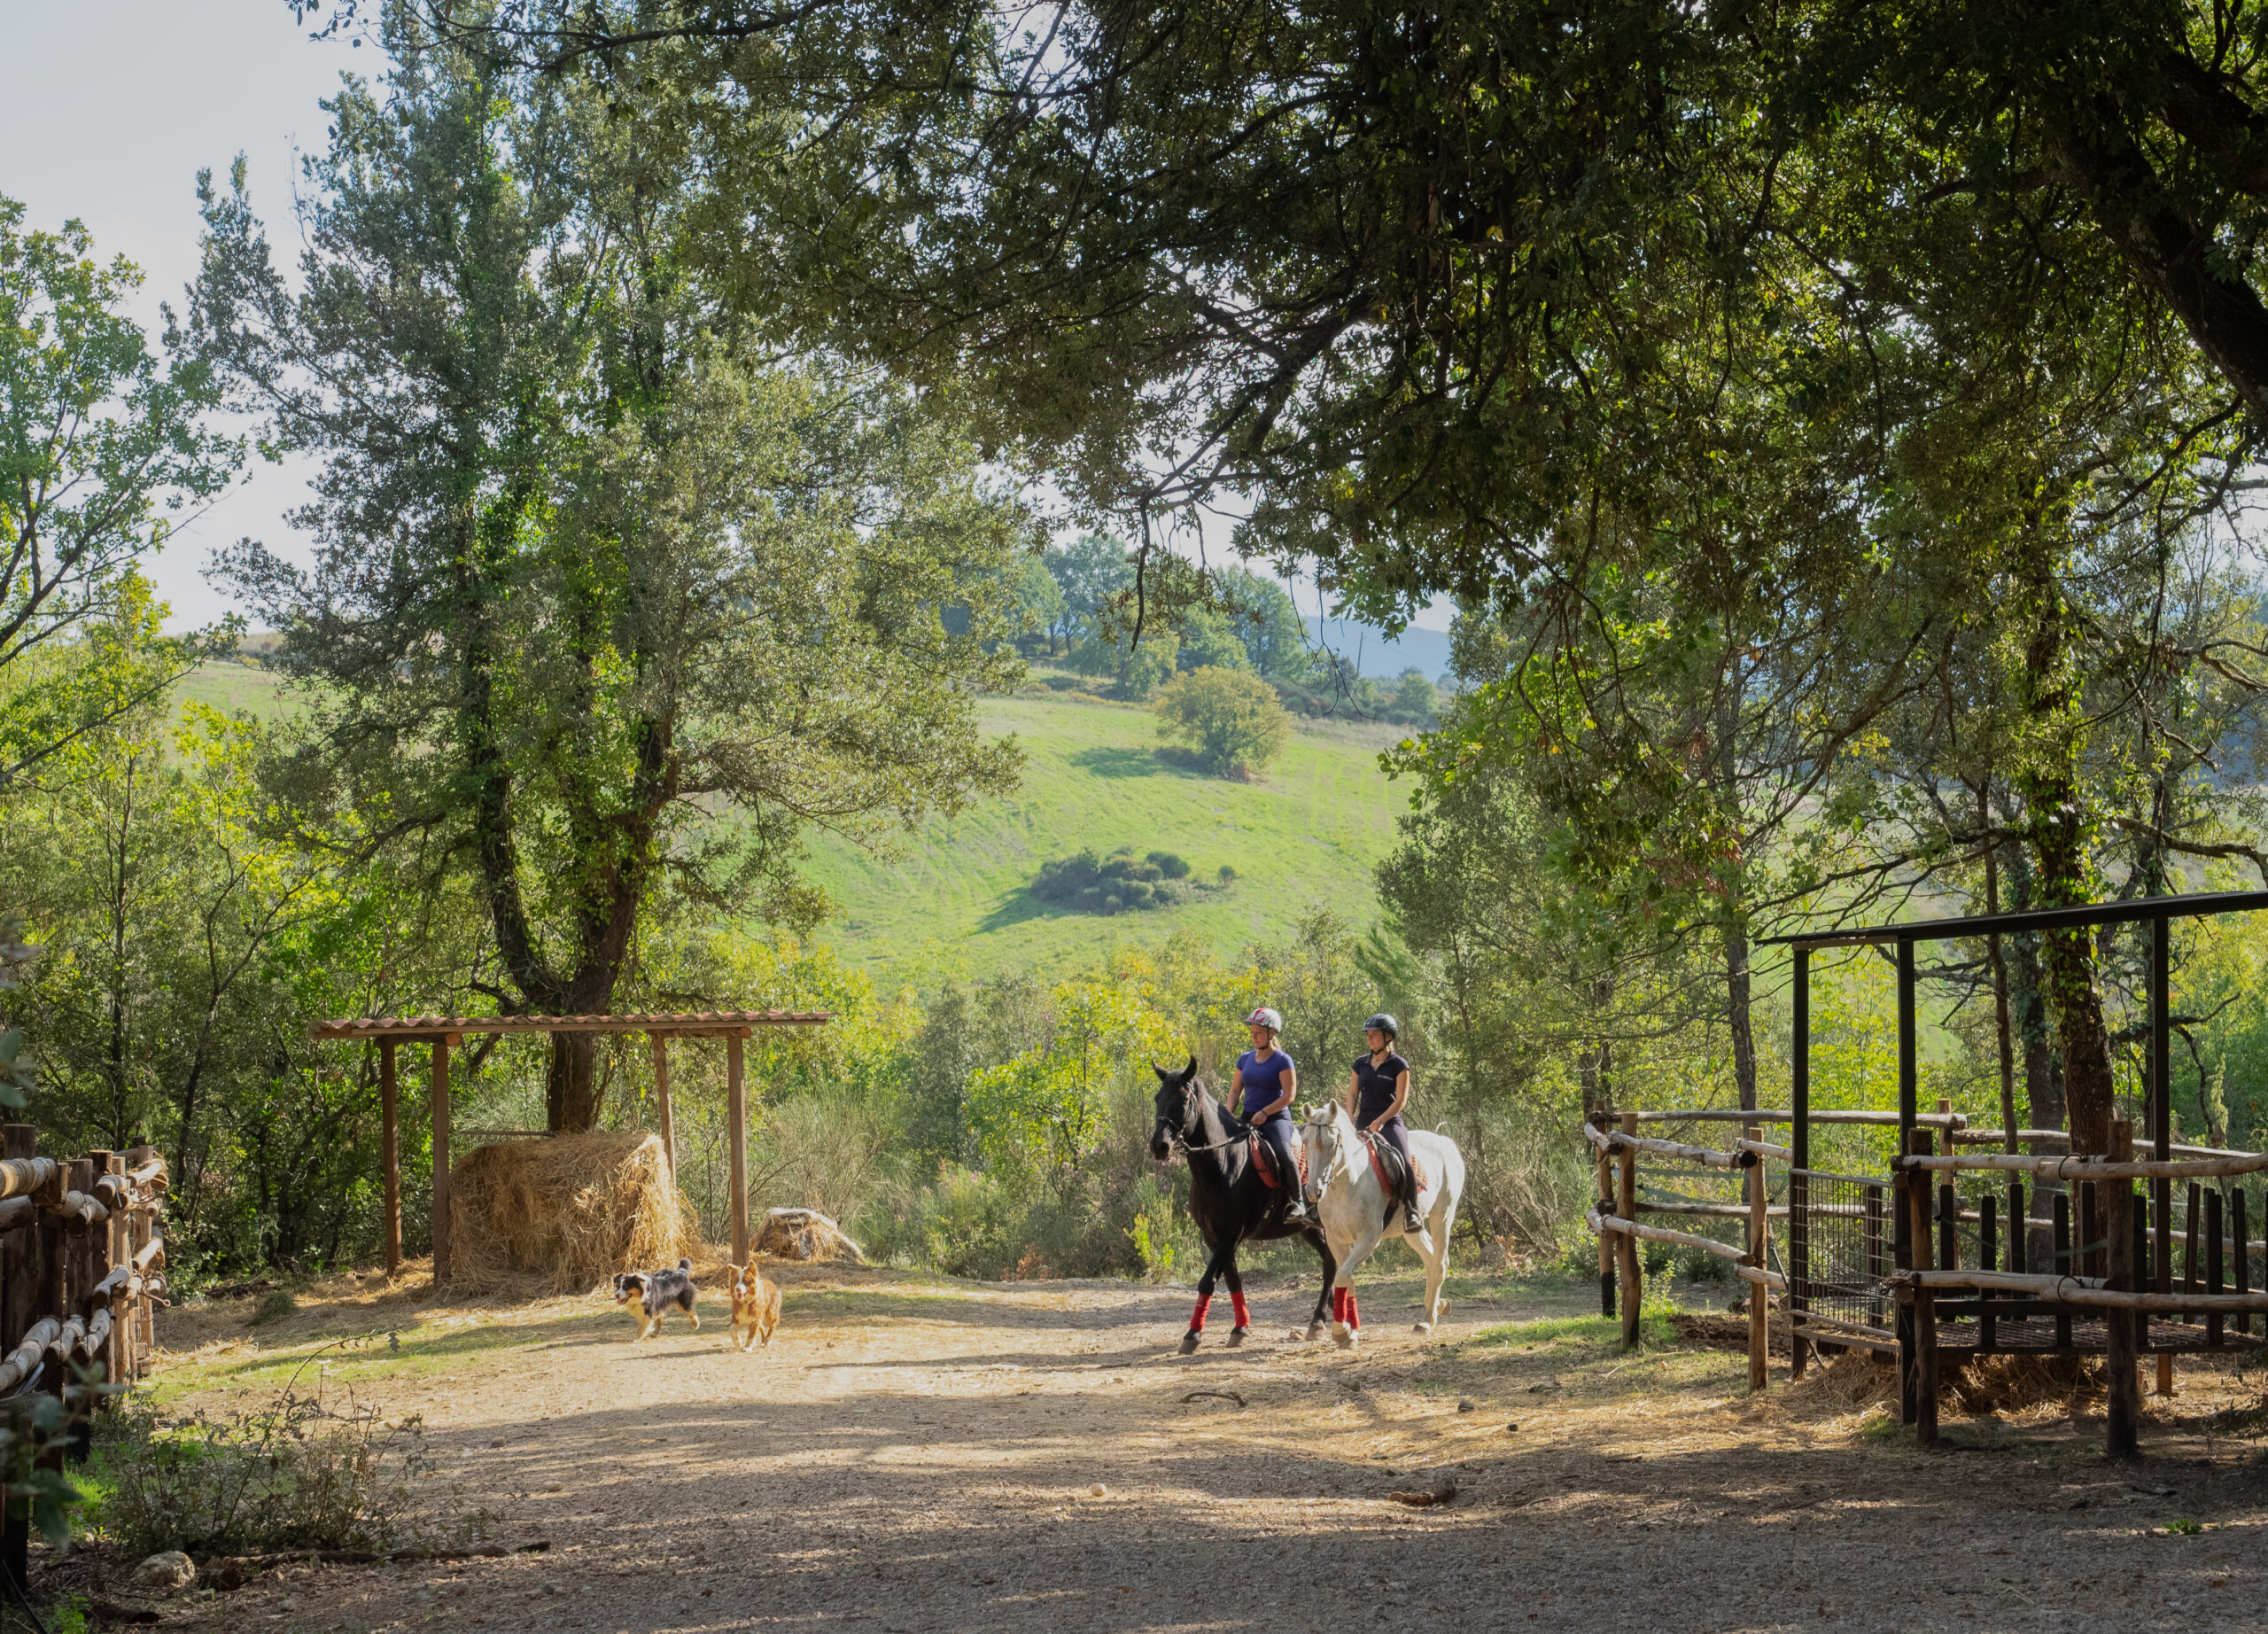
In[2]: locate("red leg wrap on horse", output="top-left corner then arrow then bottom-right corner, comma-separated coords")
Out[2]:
1190,1295 -> 1210,1332
1331,1287 -> 1347,1322
1348,1291 -> 1361,1327
1231,1291 -> 1250,1327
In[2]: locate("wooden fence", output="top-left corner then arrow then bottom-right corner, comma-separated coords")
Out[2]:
1586,1107 -> 2268,1457
0,1124 -> 167,1591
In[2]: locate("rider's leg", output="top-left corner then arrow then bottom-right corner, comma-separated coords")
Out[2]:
1380,1118 -> 1422,1230
1264,1117 -> 1309,1218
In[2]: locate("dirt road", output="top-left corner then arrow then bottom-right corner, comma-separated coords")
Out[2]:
115,1264 -> 2268,1633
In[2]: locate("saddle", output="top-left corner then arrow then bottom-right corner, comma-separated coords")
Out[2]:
1362,1132 -> 1426,1199
1249,1130 -> 1309,1191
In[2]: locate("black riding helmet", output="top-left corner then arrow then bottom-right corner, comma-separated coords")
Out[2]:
1364,1013 -> 1398,1040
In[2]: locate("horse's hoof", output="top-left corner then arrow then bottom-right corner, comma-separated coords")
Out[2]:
1227,1326 -> 1248,1348
1332,1326 -> 1355,1350
1178,1333 -> 1200,1355
1413,1321 -> 1433,1334
1304,1322 -> 1325,1342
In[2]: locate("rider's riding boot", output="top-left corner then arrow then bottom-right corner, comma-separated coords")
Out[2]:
1402,1198 -> 1425,1233
1283,1190 -> 1310,1223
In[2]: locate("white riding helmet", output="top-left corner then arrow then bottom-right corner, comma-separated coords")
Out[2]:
1246,1006 -> 1283,1032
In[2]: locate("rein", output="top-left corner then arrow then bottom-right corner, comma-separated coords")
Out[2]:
1167,1085 -> 1247,1155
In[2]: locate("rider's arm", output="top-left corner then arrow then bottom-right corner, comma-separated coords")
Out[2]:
1371,1069 -> 1411,1131
1253,1063 -> 1296,1122
1346,1069 -> 1361,1120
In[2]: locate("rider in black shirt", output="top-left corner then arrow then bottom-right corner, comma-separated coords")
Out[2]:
1347,1014 -> 1423,1232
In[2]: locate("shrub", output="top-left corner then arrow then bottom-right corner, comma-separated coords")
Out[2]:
1030,848 -> 1223,914
1153,665 -> 1291,776
97,1388 -> 488,1559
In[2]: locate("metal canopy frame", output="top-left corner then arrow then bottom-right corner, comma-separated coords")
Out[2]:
1759,890 -> 2268,1390
313,1010 -> 834,1280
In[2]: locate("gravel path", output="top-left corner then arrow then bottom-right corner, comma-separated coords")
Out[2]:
120,1264 -> 2268,1633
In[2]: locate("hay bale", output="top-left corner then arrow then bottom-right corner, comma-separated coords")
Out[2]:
449,1132 -> 699,1294
753,1208 -> 866,1264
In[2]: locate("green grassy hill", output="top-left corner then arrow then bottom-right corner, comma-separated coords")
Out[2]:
801,690 -> 1410,983
174,664 -> 1413,984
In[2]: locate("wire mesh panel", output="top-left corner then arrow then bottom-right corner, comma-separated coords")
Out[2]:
1790,1166 -> 1894,1336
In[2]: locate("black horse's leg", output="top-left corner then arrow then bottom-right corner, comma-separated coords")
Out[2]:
1303,1223 -> 1338,1340
1182,1234 -> 1239,1355
1223,1249 -> 1251,1347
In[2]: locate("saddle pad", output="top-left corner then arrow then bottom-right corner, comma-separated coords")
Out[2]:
1364,1134 -> 1426,1194
1250,1131 -> 1309,1189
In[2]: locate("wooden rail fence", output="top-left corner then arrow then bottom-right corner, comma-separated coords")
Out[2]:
0,1124 -> 168,1591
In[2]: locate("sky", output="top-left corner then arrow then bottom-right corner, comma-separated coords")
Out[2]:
4,2 -> 1453,642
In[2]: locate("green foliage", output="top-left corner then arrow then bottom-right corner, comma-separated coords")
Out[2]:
1029,848 -> 1212,915
1068,626 -> 1179,699
0,196 -> 238,782
1154,665 -> 1291,777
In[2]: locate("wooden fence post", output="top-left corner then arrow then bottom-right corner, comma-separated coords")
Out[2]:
1746,1124 -> 1767,1391
1617,1112 -> 1642,1349
431,1035 -> 453,1285
2105,1120 -> 2141,1459
1595,1129 -> 1616,1319
728,1031 -> 750,1268
380,1039 -> 400,1280
1,1125 -> 35,1591
2206,1187 -> 2225,1349
101,1152 -> 128,1397
1906,1140 -> 1938,1446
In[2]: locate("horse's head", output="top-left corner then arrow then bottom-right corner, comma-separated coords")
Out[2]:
1301,1101 -> 1349,1179
1149,1057 -> 1202,1161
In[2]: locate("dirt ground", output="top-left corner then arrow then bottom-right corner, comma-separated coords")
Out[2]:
62,1258 -> 2268,1633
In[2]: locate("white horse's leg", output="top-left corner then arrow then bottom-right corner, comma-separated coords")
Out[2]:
1332,1226 -> 1386,1350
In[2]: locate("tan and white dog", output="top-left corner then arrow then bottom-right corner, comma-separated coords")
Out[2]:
727,1260 -> 781,1351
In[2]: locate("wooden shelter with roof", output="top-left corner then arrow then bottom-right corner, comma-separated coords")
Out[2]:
311,1009 -> 831,1281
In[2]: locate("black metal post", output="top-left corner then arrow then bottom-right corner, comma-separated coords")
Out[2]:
2152,913 -> 2171,1301
1790,945 -> 1812,1378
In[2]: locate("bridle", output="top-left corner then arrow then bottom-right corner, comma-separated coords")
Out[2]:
1159,1078 -> 1247,1155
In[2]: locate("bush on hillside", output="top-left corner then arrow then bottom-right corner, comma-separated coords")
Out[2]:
1154,665 -> 1292,776
1030,848 -> 1221,914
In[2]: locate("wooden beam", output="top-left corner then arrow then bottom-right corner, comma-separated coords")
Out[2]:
1747,1124 -> 1767,1393
1617,1112 -> 1641,1350
380,1039 -> 400,1279
431,1035 -> 454,1285
728,1031 -> 749,1267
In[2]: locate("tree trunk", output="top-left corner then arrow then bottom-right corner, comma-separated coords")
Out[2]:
2014,537 -> 2117,1156
1723,919 -> 1757,1113
548,1033 -> 603,1132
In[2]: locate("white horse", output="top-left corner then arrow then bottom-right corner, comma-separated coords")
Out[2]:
1300,1102 -> 1465,1348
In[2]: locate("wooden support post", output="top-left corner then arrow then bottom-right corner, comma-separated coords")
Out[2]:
652,1034 -> 676,1187
431,1036 -> 453,1285
380,1039 -> 401,1279
2105,1121 -> 2140,1460
1617,1111 -> 1642,1349
1,1125 -> 35,1588
1746,1124 -> 1767,1391
729,1031 -> 750,1269
2080,1182 -> 2099,1280
2052,1191 -> 2073,1350
100,1152 -> 127,1397
2151,913 -> 2172,1380
1907,1140 -> 1938,1445
2235,1189 -> 2252,1337
63,1158 -> 92,1461
1595,1128 -> 1616,1319
2206,1187 -> 2225,1348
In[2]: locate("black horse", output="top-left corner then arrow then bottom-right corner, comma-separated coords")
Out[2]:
1150,1058 -> 1338,1353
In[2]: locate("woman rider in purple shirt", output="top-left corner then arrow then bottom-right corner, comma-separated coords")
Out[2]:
1230,1007 -> 1309,1223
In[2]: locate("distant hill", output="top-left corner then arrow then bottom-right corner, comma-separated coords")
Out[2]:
798,689 -> 1408,984
1303,616 -> 1454,681
173,664 -> 1410,986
